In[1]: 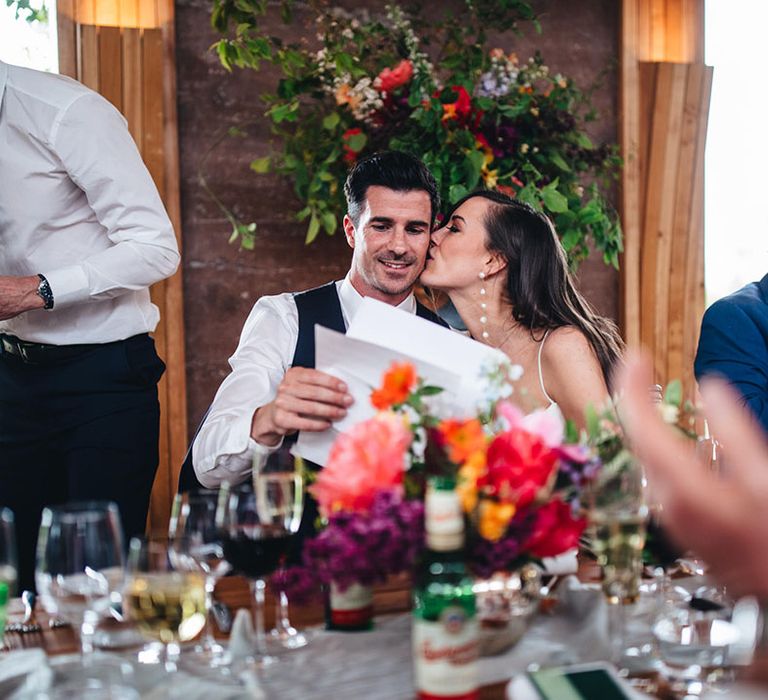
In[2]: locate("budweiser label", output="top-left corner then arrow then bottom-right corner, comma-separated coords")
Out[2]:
413,605 -> 480,698
329,582 -> 373,627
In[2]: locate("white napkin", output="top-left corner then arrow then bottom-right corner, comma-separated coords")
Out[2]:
541,549 -> 579,575
0,649 -> 52,698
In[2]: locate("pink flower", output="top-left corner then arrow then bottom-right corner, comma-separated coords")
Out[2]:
309,413 -> 411,517
375,59 -> 414,93
496,401 -> 565,448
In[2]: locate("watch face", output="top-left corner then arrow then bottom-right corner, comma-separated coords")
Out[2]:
37,274 -> 54,309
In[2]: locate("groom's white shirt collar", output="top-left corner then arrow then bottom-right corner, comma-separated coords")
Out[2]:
337,273 -> 416,328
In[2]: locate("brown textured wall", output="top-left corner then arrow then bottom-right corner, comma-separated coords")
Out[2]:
176,0 -> 620,432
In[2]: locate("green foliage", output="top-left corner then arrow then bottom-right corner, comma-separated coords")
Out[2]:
209,0 -> 622,268
5,0 -> 47,23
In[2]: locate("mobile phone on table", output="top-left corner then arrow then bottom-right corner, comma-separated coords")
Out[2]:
507,662 -> 639,700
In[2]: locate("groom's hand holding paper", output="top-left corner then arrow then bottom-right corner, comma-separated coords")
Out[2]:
251,366 -> 353,447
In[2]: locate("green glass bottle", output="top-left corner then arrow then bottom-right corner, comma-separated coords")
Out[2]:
412,477 -> 479,700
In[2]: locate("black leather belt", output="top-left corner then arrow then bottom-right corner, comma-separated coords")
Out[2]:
0,334 -> 98,364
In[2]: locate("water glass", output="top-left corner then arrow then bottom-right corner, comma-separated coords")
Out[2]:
35,501 -> 124,655
653,603 -> 739,696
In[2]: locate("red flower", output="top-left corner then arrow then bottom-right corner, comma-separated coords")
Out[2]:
481,428 -> 559,507
441,85 -> 472,122
524,499 -> 586,558
342,127 -> 364,164
375,59 -> 414,93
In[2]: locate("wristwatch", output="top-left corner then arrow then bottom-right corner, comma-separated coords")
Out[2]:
36,274 -> 54,310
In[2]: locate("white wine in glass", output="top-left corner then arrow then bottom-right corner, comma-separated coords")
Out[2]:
124,537 -> 206,671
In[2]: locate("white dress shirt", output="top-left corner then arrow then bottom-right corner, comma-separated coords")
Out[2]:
0,60 -> 180,345
193,276 -> 416,488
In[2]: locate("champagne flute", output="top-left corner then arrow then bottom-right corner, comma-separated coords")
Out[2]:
168,489 -> 231,664
123,536 -> 207,672
217,469 -> 303,667
35,501 -> 124,656
587,456 -> 650,668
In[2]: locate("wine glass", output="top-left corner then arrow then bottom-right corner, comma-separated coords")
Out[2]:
168,489 -> 231,664
123,536 -> 207,672
217,468 -> 303,667
35,501 -> 124,656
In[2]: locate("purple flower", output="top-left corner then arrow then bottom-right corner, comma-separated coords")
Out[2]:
301,491 -> 425,589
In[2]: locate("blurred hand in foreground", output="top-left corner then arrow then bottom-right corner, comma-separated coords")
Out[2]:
619,352 -> 768,600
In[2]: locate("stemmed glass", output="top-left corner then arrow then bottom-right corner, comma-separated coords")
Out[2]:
123,536 -> 207,672
1,508 -> 17,596
168,489 -> 231,664
35,501 -> 124,657
587,456 -> 650,668
217,467 -> 303,667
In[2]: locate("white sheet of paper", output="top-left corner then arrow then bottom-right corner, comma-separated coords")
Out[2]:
347,297 -> 509,415
293,325 -> 460,465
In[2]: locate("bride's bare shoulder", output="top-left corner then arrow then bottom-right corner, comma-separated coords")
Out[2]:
542,326 -> 594,358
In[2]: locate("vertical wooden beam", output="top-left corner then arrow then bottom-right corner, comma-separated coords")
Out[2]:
619,0 -> 642,347
79,24 -> 99,91
621,0 -> 709,399
98,26 -> 123,111
56,0 -> 78,78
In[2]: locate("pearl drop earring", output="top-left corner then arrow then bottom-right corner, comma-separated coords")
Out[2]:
479,271 -> 489,340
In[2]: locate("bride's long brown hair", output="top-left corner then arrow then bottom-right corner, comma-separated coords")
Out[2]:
448,190 -> 624,388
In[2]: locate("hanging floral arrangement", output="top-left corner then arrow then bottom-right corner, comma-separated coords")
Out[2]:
211,0 -> 622,268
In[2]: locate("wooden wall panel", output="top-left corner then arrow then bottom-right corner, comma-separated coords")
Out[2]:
620,0 -> 710,399
57,7 -> 187,535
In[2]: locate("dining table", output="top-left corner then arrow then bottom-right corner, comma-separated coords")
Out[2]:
0,560 -> 751,700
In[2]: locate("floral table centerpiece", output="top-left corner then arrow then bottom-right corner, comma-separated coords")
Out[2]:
276,360 -> 601,633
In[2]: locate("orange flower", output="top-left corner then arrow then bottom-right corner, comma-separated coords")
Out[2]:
370,361 -> 417,410
438,418 -> 486,464
518,85 -> 534,95
335,83 -> 362,110
457,450 -> 485,513
478,500 -> 517,541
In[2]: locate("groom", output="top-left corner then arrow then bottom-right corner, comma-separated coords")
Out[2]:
183,151 -> 447,490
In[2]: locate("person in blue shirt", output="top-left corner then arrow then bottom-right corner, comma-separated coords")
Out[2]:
694,274 -> 768,433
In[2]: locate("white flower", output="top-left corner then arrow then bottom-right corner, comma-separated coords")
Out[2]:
507,364 -> 524,381
658,403 -> 680,425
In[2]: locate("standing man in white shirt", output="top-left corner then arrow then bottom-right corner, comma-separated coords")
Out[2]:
187,151 -> 445,494
0,59 -> 180,590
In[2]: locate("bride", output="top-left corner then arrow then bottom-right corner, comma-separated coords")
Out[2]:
420,191 -> 623,428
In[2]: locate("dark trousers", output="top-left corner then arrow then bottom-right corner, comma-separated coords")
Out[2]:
0,333 -> 164,591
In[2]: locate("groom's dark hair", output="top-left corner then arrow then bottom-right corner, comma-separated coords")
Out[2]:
344,151 -> 440,226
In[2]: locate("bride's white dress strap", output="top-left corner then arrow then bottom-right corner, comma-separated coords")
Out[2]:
537,329 -> 556,407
